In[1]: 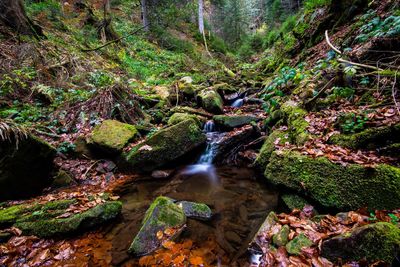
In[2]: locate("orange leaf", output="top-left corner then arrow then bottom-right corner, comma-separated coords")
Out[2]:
156,230 -> 164,240
182,240 -> 193,249
139,255 -> 154,266
162,240 -> 175,250
189,256 -> 204,265
173,255 -> 185,265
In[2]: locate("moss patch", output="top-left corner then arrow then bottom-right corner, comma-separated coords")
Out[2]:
198,89 -> 223,114
167,113 -> 202,127
281,101 -> 310,145
213,115 -> 260,129
255,130 -> 289,170
265,151 -> 400,210
281,194 -> 310,210
286,233 -> 312,255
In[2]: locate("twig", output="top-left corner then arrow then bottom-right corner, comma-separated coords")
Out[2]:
83,160 -> 102,179
81,24 -> 149,52
33,129 -> 61,139
391,70 -> 399,116
305,78 -> 335,105
325,30 -> 342,55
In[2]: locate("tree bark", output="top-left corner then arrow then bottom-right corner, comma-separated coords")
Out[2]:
0,0 -> 43,37
198,0 -> 205,34
141,0 -> 149,31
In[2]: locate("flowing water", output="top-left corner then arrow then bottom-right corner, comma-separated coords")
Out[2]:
231,98 -> 244,108
105,120 -> 279,265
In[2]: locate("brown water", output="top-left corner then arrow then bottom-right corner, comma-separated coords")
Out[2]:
106,165 -> 279,266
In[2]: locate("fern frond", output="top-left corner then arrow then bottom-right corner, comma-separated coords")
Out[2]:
0,119 -> 28,148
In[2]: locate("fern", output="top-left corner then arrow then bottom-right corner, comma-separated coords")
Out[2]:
0,119 -> 28,148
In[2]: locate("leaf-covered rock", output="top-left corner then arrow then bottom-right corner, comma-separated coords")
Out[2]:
265,150 -> 400,210
129,196 -> 186,256
321,222 -> 400,263
273,224 -> 290,246
285,233 -> 312,255
123,119 -> 206,172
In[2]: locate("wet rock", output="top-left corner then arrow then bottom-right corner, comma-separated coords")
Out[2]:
89,120 -> 138,155
176,201 -> 212,221
281,194 -> 309,211
128,196 -> 186,256
197,89 -> 224,114
321,222 -> 400,263
213,115 -> 260,129
51,169 -> 74,188
0,134 -> 56,201
249,211 -> 278,254
273,225 -> 290,246
285,233 -> 312,255
151,170 -> 173,179
167,112 -> 203,127
265,150 -> 400,210
0,199 -> 121,238
255,130 -> 289,170
123,119 -> 206,172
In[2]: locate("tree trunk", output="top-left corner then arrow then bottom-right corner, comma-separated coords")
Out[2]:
141,0 -> 149,31
198,0 -> 205,34
0,0 -> 43,37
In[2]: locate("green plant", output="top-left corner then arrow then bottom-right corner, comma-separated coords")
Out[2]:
57,141 -> 76,155
338,112 -> 368,134
332,86 -> 355,99
355,12 -> 400,43
88,71 -> 115,88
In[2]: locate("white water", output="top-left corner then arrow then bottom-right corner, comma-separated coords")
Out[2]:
231,98 -> 244,108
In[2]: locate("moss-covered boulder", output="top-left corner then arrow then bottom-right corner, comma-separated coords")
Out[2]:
213,115 -> 260,129
281,194 -> 310,211
178,76 -> 195,97
170,106 -> 212,118
321,222 -> 400,263
128,196 -> 186,256
167,113 -> 203,127
124,119 -> 206,172
249,211 -> 278,253
329,123 -> 400,151
0,134 -> 56,201
198,89 -> 224,114
176,201 -> 212,221
255,130 -> 289,170
14,201 -> 121,238
273,225 -> 290,246
89,120 -> 138,155
281,101 -> 310,145
265,151 -> 400,210
286,233 -> 313,255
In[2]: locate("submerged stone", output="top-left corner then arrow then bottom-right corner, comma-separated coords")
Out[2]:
123,119 -> 206,172
89,120 -> 138,155
129,196 -> 186,256
265,151 -> 400,210
0,134 -> 56,201
286,233 -> 313,255
321,222 -> 400,263
176,201 -> 212,220
213,115 -> 260,129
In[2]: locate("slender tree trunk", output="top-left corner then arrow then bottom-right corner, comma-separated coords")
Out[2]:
141,0 -> 149,31
104,0 -> 110,13
0,0 -> 43,37
198,0 -> 205,34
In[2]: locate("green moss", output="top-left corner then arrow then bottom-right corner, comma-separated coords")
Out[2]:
168,113 -> 201,127
124,119 -> 206,172
0,205 -> 27,225
273,225 -> 290,246
213,115 -> 259,129
90,120 -> 138,153
281,101 -> 310,145
322,222 -> 400,263
286,233 -> 313,255
265,151 -> 400,210
281,194 -> 309,210
198,90 -> 223,114
255,130 -> 289,170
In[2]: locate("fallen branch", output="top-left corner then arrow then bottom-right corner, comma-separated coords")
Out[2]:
305,77 -> 335,105
325,30 -> 342,55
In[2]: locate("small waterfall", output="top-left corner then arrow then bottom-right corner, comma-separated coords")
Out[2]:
231,98 -> 244,108
204,120 -> 215,133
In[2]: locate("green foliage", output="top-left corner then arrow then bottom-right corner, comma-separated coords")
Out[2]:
338,112 -> 368,134
88,71 -> 115,88
355,11 -> 400,43
332,86 -> 355,99
303,0 -> 331,11
57,141 -> 76,155
0,67 -> 37,95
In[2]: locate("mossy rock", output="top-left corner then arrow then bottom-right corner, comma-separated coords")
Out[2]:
169,106 -> 212,118
249,211 -> 279,253
0,134 -> 56,201
329,123 -> 400,151
128,196 -> 186,256
167,113 -> 203,127
198,89 -> 224,114
281,194 -> 310,211
273,225 -> 290,247
321,222 -> 400,263
265,151 -> 400,210
178,76 -> 195,97
281,101 -> 310,145
123,119 -> 206,172
213,115 -> 260,129
176,201 -> 212,221
14,201 -> 121,238
89,120 -> 138,155
255,130 -> 289,170
286,233 -> 312,255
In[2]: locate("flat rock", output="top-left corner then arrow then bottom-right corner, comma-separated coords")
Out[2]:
176,201 -> 212,220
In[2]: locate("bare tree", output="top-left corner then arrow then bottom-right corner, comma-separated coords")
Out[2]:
141,0 -> 149,31
198,0 -> 205,34
0,0 -> 43,37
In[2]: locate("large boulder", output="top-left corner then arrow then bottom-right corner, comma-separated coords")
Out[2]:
265,151 -> 400,210
197,89 -> 224,114
129,197 -> 186,256
321,222 -> 400,263
213,115 -> 260,129
255,130 -> 289,170
89,120 -> 138,155
0,134 -> 56,201
123,119 -> 206,172
0,199 -> 122,238
167,113 -> 203,127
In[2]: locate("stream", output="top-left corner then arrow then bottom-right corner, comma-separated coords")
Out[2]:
106,120 -> 280,265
